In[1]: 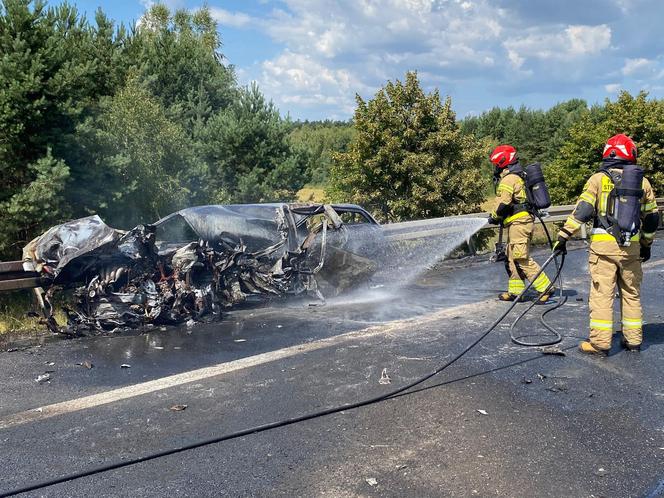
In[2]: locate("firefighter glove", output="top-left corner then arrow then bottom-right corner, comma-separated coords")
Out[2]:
552,236 -> 567,255
640,245 -> 651,263
488,215 -> 501,226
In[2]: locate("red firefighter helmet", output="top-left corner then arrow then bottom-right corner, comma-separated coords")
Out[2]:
490,145 -> 518,168
602,134 -> 637,163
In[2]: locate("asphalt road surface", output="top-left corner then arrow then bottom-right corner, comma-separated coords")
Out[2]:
1,242 -> 663,497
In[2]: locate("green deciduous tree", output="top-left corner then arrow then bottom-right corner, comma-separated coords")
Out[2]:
72,76 -> 203,227
546,91 -> 664,203
328,72 -> 489,222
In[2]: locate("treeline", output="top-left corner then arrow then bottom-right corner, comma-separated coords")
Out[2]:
460,99 -> 587,166
460,94 -> 664,204
0,1 -> 308,257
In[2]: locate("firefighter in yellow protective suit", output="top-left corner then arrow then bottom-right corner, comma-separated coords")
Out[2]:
554,134 -> 659,355
488,145 -> 554,304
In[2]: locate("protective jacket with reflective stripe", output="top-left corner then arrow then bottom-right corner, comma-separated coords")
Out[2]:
559,168 -> 658,256
491,166 -> 533,226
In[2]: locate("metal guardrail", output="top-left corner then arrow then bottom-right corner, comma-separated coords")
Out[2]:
1,198 -> 662,292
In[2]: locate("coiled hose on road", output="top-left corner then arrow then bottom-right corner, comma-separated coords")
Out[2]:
508,212 -> 567,347
0,242 -> 566,497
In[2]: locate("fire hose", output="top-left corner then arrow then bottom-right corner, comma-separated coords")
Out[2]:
508,211 -> 566,347
0,241 -> 566,497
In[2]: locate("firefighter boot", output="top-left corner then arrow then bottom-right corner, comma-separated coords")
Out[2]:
535,287 -> 556,305
620,337 -> 641,352
579,341 -> 609,357
498,292 -> 519,302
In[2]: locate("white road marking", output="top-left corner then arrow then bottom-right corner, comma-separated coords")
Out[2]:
0,301 -> 487,430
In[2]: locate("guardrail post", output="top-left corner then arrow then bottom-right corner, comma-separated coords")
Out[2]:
467,236 -> 477,255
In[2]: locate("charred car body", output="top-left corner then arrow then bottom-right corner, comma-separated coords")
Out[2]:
22,203 -> 383,334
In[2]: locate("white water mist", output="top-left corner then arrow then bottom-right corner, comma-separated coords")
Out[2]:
375,216 -> 488,285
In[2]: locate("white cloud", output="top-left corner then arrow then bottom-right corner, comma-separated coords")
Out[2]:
139,0 -> 184,10
239,0 -> 512,115
256,50 -> 369,116
221,0 -> 664,119
621,57 -> 655,76
503,24 -> 611,69
605,83 -> 621,93
566,25 -> 611,54
209,7 -> 253,28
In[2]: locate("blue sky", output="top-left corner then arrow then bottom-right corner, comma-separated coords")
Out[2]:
64,0 -> 664,120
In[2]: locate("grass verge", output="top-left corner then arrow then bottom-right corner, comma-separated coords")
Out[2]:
0,291 -> 66,335
297,185 -> 327,203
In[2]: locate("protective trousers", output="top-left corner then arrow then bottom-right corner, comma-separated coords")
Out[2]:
505,219 -> 551,295
588,249 -> 643,350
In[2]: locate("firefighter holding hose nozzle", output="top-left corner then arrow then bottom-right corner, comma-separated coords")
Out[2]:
553,134 -> 659,356
488,145 -> 555,305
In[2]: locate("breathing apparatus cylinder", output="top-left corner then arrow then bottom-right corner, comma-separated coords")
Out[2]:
611,164 -> 644,244
524,163 -> 551,210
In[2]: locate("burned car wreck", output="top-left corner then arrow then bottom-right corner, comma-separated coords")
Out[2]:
22,203 -> 383,334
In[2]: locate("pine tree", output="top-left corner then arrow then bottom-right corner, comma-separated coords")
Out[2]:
199,83 -> 308,203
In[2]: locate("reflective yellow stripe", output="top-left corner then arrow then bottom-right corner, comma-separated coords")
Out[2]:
590,319 -> 613,331
642,232 -> 655,239
599,176 -> 613,215
590,233 -> 640,242
497,184 -> 513,194
504,210 -> 530,224
622,318 -> 643,329
508,279 -> 525,294
565,216 -> 581,229
642,202 -> 657,212
580,192 -> 596,204
533,273 -> 552,293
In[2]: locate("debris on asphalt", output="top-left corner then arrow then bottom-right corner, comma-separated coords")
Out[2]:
365,478 -> 378,487
477,409 -> 488,415
521,377 -> 533,384
537,373 -> 547,382
35,373 -> 51,383
120,363 -> 131,368
45,361 -> 55,366
76,361 -> 94,369
546,384 -> 568,393
233,339 -> 247,343
539,346 -> 566,356
169,404 -> 188,412
596,467 -> 608,477
379,368 -> 391,385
